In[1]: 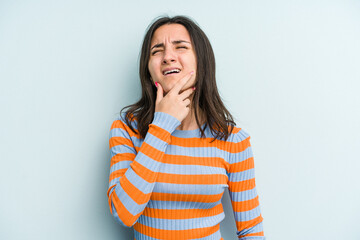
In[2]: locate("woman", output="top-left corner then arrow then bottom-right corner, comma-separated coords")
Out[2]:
107,15 -> 265,239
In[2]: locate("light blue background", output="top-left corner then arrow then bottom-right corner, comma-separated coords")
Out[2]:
1,0 -> 360,239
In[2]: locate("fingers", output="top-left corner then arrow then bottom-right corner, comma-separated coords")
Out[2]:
169,71 -> 195,95
183,98 -> 191,107
179,87 -> 195,101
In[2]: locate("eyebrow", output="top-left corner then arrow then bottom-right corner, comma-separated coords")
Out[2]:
150,40 -> 191,50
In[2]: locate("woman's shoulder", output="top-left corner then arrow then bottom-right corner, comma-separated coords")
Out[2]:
226,123 -> 251,143
110,111 -> 140,136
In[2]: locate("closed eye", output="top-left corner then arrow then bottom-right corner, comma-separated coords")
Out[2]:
151,50 -> 162,55
151,46 -> 187,55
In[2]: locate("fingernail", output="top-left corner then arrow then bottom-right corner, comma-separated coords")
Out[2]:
192,87 -> 196,90
190,71 -> 194,75
155,82 -> 158,87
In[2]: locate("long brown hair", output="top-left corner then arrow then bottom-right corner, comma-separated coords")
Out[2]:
120,15 -> 235,142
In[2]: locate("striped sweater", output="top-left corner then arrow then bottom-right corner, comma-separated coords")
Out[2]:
107,111 -> 265,239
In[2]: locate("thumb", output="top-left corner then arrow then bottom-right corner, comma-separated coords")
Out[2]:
155,82 -> 163,104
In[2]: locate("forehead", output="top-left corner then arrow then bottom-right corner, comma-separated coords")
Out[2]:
151,24 -> 191,45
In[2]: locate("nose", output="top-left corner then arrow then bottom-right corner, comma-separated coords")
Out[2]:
162,48 -> 176,64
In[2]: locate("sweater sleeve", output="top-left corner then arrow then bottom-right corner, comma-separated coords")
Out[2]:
107,112 -> 181,227
228,129 -> 265,239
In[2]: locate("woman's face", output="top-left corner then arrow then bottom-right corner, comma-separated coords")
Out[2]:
148,23 -> 197,94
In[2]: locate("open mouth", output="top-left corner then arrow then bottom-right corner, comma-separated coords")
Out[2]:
163,68 -> 181,76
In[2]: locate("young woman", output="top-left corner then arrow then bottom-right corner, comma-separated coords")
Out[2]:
107,15 -> 265,240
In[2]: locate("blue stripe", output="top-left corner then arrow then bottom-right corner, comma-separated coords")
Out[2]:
158,163 -> 227,175
138,212 -> 225,230
142,131 -> 168,149
165,145 -> 225,157
153,182 -> 227,195
229,147 -> 253,163
151,112 -> 181,133
110,127 -> 130,139
125,168 -> 155,194
197,229 -> 222,240
229,188 -> 258,202
110,160 -> 132,174
234,129 -> 250,142
110,145 -> 136,158
131,135 -> 143,147
135,151 -> 163,172
234,206 -> 261,222
147,200 -> 222,210
229,169 -> 255,182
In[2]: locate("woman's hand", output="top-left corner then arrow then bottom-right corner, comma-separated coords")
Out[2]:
155,71 -> 196,122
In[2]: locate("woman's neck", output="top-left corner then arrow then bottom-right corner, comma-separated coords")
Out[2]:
176,107 -> 205,131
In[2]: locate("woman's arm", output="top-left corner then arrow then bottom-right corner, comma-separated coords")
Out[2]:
107,112 -> 181,227
228,129 -> 265,239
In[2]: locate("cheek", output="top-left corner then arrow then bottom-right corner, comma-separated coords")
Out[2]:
184,55 -> 197,71
148,60 -> 160,77
148,62 -> 155,78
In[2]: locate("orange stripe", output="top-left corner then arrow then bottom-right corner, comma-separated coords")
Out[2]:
121,175 -> 151,205
109,136 -> 133,149
157,173 -> 228,184
229,157 -> 254,173
109,169 -> 126,182
148,124 -> 172,142
231,127 -> 241,134
229,178 -> 256,192
110,119 -> 123,130
142,203 -> 223,219
107,184 -> 116,198
168,126 -> 245,152
150,192 -> 223,203
110,153 -> 135,167
232,196 -> 260,212
130,160 -> 157,183
110,119 -> 139,137
134,222 -> 220,239
235,214 -> 263,234
110,190 -> 141,227
231,136 -> 251,153
139,142 -> 165,161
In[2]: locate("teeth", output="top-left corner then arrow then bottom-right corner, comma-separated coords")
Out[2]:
164,69 -> 180,75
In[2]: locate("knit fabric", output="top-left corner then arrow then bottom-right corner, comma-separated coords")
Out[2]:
107,111 -> 265,239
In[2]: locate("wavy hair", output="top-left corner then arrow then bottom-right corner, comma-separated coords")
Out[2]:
120,15 -> 235,142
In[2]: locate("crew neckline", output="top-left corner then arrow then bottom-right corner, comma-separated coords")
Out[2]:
173,123 -> 206,132
172,123 -> 207,138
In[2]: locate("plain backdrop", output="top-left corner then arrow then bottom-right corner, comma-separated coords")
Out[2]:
1,0 -> 360,239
